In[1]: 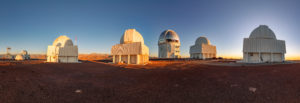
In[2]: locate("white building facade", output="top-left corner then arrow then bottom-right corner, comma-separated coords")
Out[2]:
158,30 -> 181,58
111,29 -> 149,64
47,35 -> 78,63
243,25 -> 286,63
190,37 -> 217,59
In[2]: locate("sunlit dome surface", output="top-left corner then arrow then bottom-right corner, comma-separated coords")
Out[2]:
249,25 -> 277,39
120,29 -> 144,44
53,35 -> 74,47
195,36 -> 211,45
158,30 -> 180,44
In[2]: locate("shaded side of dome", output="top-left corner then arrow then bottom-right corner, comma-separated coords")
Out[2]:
53,35 -> 74,47
195,36 -> 210,45
158,29 -> 180,44
21,50 -> 28,55
120,29 -> 144,44
249,25 -> 276,39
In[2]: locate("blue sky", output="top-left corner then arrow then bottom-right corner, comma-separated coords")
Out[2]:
0,0 -> 299,59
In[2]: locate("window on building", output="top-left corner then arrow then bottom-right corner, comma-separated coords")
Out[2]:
250,53 -> 253,56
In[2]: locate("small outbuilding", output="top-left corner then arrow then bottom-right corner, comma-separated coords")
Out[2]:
243,25 -> 286,63
47,35 -> 78,63
190,36 -> 217,59
111,29 -> 149,64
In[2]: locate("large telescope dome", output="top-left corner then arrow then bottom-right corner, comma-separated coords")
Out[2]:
120,29 -> 144,44
195,36 -> 211,45
158,30 -> 180,44
53,35 -> 74,47
249,25 -> 276,39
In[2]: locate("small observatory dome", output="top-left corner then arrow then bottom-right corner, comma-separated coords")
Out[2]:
158,30 -> 180,44
120,29 -> 144,44
249,25 -> 276,39
15,54 -> 24,61
195,36 -> 211,45
53,35 -> 74,47
15,50 -> 30,61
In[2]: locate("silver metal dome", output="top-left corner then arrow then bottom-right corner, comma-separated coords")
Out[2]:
158,30 -> 180,44
249,25 -> 276,39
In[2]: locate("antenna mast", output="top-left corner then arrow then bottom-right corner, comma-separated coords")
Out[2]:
6,47 -> 11,55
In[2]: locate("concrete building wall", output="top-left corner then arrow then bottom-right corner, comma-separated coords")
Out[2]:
158,42 -> 180,58
243,39 -> 286,53
190,53 -> 217,59
130,55 -> 137,64
243,38 -> 286,63
58,56 -> 78,63
273,53 -> 284,62
190,44 -> 217,59
243,52 -> 284,63
112,54 -> 148,64
262,53 -> 271,62
111,42 -> 148,55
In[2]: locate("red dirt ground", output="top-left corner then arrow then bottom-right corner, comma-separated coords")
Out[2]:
1,60 -> 300,103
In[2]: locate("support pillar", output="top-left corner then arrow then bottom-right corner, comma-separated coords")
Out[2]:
119,55 -> 121,63
282,53 -> 285,62
200,53 -> 202,59
258,52 -> 261,62
271,53 -> 273,62
246,52 -> 248,62
244,52 -> 246,62
113,55 -> 115,63
128,55 -> 130,64
136,55 -> 140,64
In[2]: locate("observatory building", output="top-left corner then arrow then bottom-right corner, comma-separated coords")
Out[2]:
243,25 -> 286,63
47,35 -> 78,63
158,30 -> 181,58
15,50 -> 30,61
111,29 -> 149,64
190,36 -> 217,59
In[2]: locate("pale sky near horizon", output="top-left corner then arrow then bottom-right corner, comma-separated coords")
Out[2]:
0,0 -> 299,59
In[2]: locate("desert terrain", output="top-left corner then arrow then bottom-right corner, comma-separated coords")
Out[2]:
1,60 -> 300,103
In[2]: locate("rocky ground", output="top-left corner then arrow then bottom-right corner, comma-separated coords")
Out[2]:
0,60 -> 300,103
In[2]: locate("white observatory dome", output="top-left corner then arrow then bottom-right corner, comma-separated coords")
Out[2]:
249,25 -> 276,39
158,30 -> 180,44
195,36 -> 211,45
120,29 -> 144,44
15,54 -> 24,61
53,35 -> 74,47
